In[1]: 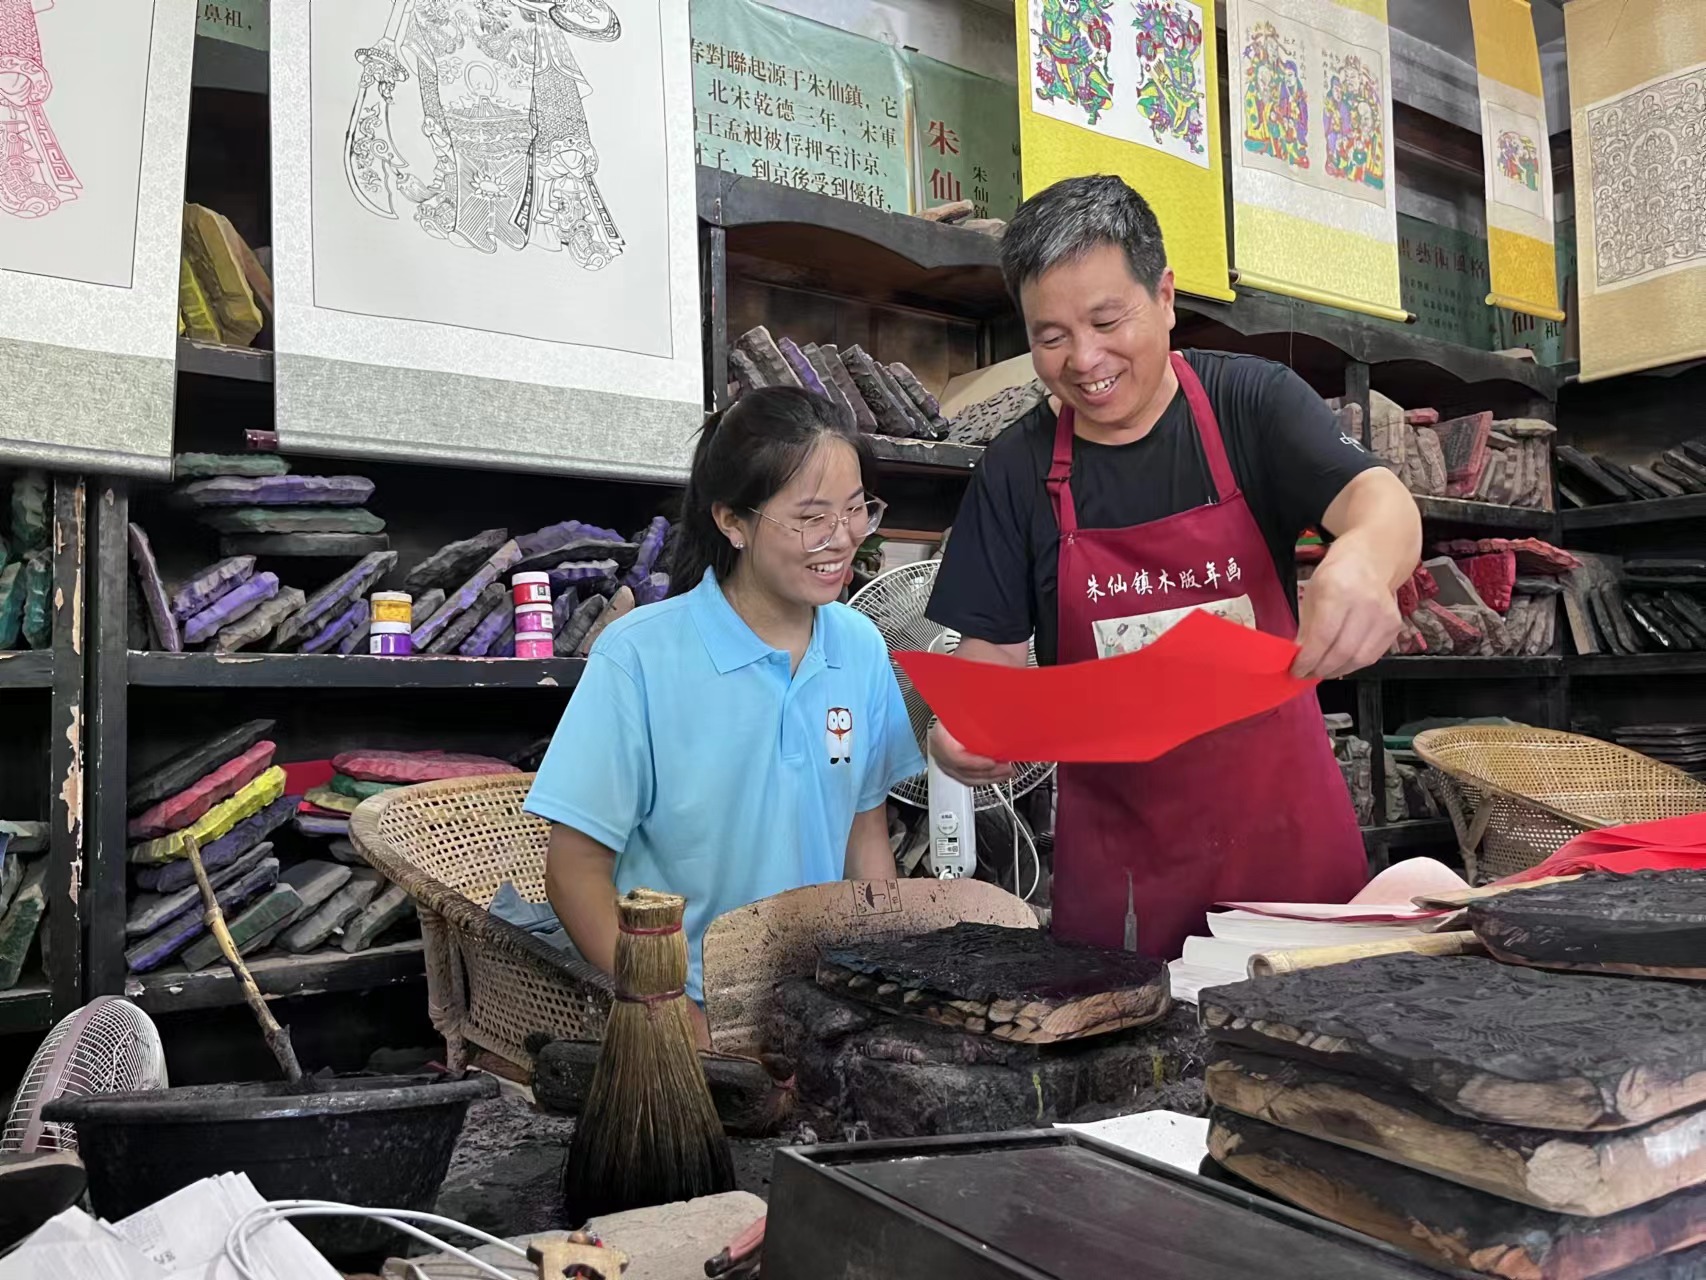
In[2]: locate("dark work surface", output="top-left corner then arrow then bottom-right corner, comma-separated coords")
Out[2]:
841,1142 -> 1434,1279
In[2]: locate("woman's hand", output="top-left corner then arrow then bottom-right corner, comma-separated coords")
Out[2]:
929,721 -> 1014,787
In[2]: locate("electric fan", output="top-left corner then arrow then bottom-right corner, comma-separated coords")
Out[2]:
1,996 -> 168,1154
849,561 -> 1055,895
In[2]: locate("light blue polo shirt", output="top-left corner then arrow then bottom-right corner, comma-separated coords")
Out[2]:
525,571 -> 924,1003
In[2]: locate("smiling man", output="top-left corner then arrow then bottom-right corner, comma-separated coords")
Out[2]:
927,175 -> 1421,959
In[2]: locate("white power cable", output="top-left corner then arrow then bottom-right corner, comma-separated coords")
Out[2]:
223,1199 -> 531,1280
989,780 -> 1041,903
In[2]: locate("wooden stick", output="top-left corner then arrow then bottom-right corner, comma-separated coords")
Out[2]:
183,833 -> 304,1086
1248,932 -> 1485,978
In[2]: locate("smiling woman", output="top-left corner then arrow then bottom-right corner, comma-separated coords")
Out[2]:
525,388 -> 924,1038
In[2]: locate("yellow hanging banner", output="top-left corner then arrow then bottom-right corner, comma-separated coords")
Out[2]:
1568,0 -> 1706,380
1016,0 -> 1235,303
1469,0 -> 1563,324
1225,0 -> 1404,322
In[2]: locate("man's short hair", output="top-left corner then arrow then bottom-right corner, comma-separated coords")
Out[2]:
999,175 -> 1169,302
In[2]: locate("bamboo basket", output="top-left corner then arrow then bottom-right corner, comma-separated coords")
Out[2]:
349,774 -> 612,1074
1414,725 -> 1706,883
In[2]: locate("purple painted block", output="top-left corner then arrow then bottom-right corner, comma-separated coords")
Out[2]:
779,338 -> 828,397
183,572 -> 279,645
124,857 -> 280,974
135,794 -> 298,893
296,813 -> 350,838
170,557 -> 256,622
623,517 -> 669,590
402,529 -> 508,597
300,596 -> 367,655
340,615 -> 372,656
424,583 -> 505,654
515,520 -> 622,560
175,475 -> 375,508
124,841 -> 274,940
548,560 -> 618,596
459,598 -> 514,657
272,550 -> 397,649
128,523 -> 184,652
413,540 -> 522,648
635,572 -> 670,606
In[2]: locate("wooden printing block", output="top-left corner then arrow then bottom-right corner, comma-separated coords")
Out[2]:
10,471 -> 47,552
778,337 -> 828,397
281,860 -> 352,912
816,922 -> 1171,1043
329,748 -> 515,784
135,795 -> 296,893
0,862 -> 46,991
127,524 -> 182,653
515,518 -> 621,557
282,868 -> 382,953
411,589 -> 444,627
182,572 -> 279,646
577,586 -> 633,656
298,596 -> 367,655
1205,1047 -> 1706,1217
734,326 -> 803,389
807,343 -> 876,432
1466,871 -> 1706,979
174,474 -> 375,509
339,615 -> 371,656
127,767 -> 287,866
1198,953 -> 1706,1130
199,507 -> 386,535
302,785 -> 359,816
1664,449 -> 1706,491
1607,459 -> 1667,501
558,593 -> 606,656
272,550 -> 396,649
295,813 -> 348,838
1555,446 -> 1634,502
173,452 -> 291,480
341,884 -> 415,952
1627,597 -> 1685,651
0,854 -> 21,920
1431,411 -> 1493,496
1412,424 -> 1449,496
214,587 -> 305,653
127,720 -> 276,815
1632,465 -> 1687,499
124,857 -> 280,974
728,349 -> 765,396
19,553 -> 49,649
425,582 -> 506,654
125,842 -> 276,940
548,560 -> 618,597
168,557 -> 257,621
459,598 -> 512,656
513,537 -> 636,577
402,528 -> 508,596
1654,458 -> 1706,497
217,534 -> 391,559
871,359 -> 935,438
413,541 -> 521,649
181,884 -> 305,970
1209,1108 -> 1706,1280
842,345 -> 920,438
128,740 -> 278,839
0,562 -> 23,649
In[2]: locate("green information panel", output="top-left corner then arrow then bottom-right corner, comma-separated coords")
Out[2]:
905,50 -> 1022,220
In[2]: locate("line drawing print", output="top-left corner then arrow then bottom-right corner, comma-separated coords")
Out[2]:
0,0 -> 81,219
343,0 -> 625,269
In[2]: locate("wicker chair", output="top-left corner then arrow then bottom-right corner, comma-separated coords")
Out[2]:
1414,725 -> 1706,884
350,773 -> 612,1074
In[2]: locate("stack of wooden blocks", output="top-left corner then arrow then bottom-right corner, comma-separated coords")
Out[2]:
1198,875 -> 1706,1279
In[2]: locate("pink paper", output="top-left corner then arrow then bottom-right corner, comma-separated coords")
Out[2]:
897,610 -> 1314,764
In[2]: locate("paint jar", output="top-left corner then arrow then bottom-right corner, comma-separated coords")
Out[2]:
371,591 -> 412,626
370,621 -> 413,657
515,634 -> 555,660
515,602 -> 554,636
512,572 -> 552,608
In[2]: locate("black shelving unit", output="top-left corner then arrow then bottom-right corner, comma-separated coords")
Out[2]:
0,475 -> 86,1035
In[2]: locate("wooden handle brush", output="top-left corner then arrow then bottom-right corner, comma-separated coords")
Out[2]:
562,889 -> 735,1223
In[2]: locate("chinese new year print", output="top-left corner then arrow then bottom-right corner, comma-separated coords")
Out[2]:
0,0 -> 156,287
309,0 -> 674,358
1027,0 -> 1210,170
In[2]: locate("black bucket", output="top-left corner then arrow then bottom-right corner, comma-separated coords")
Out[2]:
43,1073 -> 498,1268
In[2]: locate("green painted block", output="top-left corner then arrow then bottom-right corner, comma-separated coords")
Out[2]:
0,854 -> 21,918
0,862 -> 47,991
21,553 -> 51,649
182,884 -> 304,970
329,774 -> 397,802
175,452 -> 291,480
200,508 -> 386,535
10,472 -> 47,554
0,563 -> 23,649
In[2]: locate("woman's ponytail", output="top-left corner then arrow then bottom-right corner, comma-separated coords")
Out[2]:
667,409 -> 732,597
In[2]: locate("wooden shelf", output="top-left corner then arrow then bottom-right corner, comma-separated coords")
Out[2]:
177,338 -> 273,382
125,939 -> 425,1016
1560,494 -> 1706,531
0,651 -> 53,689
129,651 -> 585,691
866,436 -> 985,474
1566,653 -> 1706,677
0,982 -> 53,1036
1359,656 -> 1562,680
1362,819 -> 1454,850
1413,496 -> 1554,531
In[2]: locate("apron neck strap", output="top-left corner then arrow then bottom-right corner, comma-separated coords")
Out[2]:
1045,352 -> 1238,535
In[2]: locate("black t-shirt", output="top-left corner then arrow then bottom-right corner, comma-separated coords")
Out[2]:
927,349 -> 1384,665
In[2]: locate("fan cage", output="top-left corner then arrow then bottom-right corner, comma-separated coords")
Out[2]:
1,996 -> 168,1154
849,561 -> 1056,810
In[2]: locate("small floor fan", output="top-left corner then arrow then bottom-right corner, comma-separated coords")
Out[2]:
850,561 -> 1055,896
1,996 -> 168,1154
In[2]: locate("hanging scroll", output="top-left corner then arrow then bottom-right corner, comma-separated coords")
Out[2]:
1016,0 -> 1234,303
271,0 -> 703,479
1226,0 -> 1402,322
0,0 -> 196,476
1469,0 -> 1561,325
1568,0 -> 1706,381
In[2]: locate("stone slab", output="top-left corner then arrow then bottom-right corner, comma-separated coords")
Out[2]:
341,884 -> 415,953
124,857 -> 279,974
199,507 -> 387,535
183,572 -> 280,645
128,740 -> 278,839
175,474 -> 374,508
125,841 -> 275,940
174,452 -> 291,480
273,551 -> 396,650
281,860 -> 352,912
282,869 -> 381,953
169,557 -> 256,621
402,529 -> 509,597
128,767 -> 287,865
181,884 -> 305,970
214,587 -> 305,652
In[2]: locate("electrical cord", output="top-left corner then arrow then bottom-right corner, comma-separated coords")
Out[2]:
987,780 -> 1041,904
223,1200 -> 530,1280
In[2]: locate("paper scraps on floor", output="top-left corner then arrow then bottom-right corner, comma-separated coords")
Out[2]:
896,609 -> 1312,764
0,1172 -> 338,1280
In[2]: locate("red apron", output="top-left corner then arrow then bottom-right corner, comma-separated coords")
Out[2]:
1048,353 -> 1366,960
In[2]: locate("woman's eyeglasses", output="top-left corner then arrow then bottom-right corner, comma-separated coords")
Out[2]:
752,498 -> 888,554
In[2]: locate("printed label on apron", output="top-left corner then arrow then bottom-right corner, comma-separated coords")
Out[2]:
1091,595 -> 1256,660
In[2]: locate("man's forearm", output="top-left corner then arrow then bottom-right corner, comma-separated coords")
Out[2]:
1320,468 -> 1422,590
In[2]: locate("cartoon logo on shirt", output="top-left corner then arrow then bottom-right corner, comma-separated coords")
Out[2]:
825,708 -> 853,765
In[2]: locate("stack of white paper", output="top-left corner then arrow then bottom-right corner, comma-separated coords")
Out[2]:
1,1173 -> 340,1280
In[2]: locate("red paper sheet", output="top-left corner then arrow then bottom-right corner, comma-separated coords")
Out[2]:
897,609 -> 1313,764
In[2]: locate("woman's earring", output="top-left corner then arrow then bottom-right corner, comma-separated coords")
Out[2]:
732,540 -> 744,551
